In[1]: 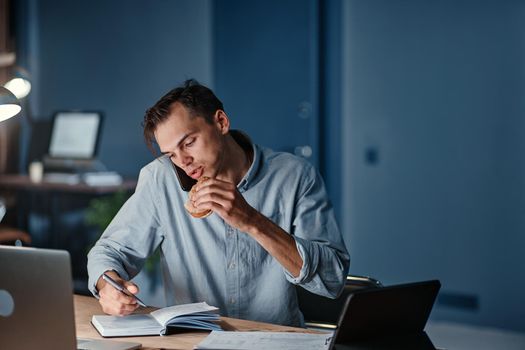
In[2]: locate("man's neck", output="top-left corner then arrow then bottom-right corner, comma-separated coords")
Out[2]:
215,133 -> 252,185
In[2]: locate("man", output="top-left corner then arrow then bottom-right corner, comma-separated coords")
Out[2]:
87,79 -> 349,326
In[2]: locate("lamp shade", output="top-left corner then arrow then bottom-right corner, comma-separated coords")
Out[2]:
0,86 -> 21,122
4,67 -> 32,99
4,77 -> 31,99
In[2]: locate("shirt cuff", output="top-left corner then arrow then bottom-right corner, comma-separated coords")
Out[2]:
89,266 -> 130,298
283,236 -> 312,284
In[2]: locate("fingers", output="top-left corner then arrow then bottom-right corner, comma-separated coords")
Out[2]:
191,178 -> 257,232
192,179 -> 236,207
99,295 -> 139,316
124,281 -> 140,295
194,191 -> 234,209
194,177 -> 231,191
193,192 -> 236,217
99,284 -> 138,306
194,182 -> 236,200
98,278 -> 140,316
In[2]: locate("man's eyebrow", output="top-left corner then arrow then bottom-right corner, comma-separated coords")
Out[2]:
175,133 -> 192,148
160,132 -> 194,155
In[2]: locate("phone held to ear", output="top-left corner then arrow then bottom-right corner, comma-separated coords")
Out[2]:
172,163 -> 197,192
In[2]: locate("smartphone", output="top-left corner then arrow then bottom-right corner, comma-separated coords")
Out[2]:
172,163 -> 197,192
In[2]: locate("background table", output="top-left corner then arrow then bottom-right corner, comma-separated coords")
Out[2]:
0,174 -> 137,246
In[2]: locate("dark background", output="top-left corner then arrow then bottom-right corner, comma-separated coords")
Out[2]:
5,0 -> 525,332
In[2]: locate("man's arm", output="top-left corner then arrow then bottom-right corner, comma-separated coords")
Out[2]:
87,167 -> 163,314
244,209 -> 304,277
191,173 -> 349,288
191,178 -> 303,277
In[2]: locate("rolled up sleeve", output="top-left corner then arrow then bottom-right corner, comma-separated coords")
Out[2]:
284,165 -> 350,299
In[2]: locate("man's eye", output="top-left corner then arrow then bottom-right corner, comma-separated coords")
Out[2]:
185,139 -> 195,147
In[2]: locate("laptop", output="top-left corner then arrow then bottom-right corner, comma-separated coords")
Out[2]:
0,245 -> 141,350
329,280 -> 441,350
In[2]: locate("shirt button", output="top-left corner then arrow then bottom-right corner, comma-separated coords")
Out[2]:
230,298 -> 235,304
228,262 -> 236,269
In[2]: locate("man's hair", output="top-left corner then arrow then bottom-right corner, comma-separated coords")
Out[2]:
143,79 -> 224,153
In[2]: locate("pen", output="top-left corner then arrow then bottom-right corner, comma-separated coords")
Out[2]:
102,273 -> 147,307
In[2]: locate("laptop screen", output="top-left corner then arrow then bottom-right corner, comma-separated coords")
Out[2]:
48,111 -> 102,159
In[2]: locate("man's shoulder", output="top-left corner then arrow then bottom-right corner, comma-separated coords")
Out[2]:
139,156 -> 173,182
257,146 -> 317,186
260,146 -> 314,171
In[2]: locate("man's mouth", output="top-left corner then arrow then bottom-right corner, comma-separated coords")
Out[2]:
189,167 -> 204,179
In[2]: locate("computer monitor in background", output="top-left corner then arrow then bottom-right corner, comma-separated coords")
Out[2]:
43,111 -> 103,174
48,111 -> 102,159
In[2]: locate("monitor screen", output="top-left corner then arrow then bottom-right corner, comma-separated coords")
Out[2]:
48,111 -> 102,159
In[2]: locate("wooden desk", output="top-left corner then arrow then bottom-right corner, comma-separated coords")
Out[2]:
74,295 -> 314,350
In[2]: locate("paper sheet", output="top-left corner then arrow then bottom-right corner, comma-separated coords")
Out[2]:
196,331 -> 332,350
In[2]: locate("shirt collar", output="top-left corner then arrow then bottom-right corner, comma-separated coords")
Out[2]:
230,130 -> 261,192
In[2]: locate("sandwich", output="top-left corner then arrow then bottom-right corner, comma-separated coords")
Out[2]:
184,176 -> 212,218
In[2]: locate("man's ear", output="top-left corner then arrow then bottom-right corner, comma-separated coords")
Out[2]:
214,110 -> 230,135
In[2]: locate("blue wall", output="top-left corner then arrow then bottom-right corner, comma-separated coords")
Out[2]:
213,0 -> 321,167
22,0 -> 213,177
342,0 -> 525,331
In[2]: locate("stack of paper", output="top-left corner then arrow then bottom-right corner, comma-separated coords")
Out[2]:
83,172 -> 123,186
196,331 -> 332,350
44,173 -> 81,185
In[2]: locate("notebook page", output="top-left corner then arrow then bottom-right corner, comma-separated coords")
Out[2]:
150,302 -> 219,326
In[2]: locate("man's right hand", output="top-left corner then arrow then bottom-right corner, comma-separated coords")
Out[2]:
96,270 -> 140,316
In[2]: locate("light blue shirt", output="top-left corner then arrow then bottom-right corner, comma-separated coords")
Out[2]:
87,132 -> 350,326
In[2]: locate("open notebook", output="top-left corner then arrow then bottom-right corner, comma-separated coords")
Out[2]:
92,302 -> 221,337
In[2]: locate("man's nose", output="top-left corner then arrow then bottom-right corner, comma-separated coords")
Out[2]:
180,153 -> 192,167
171,150 -> 192,168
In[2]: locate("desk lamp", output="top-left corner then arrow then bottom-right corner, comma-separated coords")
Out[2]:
0,86 -> 21,122
0,68 -> 31,245
0,80 -> 22,219
0,86 -> 20,225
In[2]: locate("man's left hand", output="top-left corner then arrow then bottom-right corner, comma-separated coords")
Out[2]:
192,177 -> 303,277
191,178 -> 258,232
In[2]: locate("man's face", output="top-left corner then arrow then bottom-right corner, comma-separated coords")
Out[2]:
154,103 -> 227,179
